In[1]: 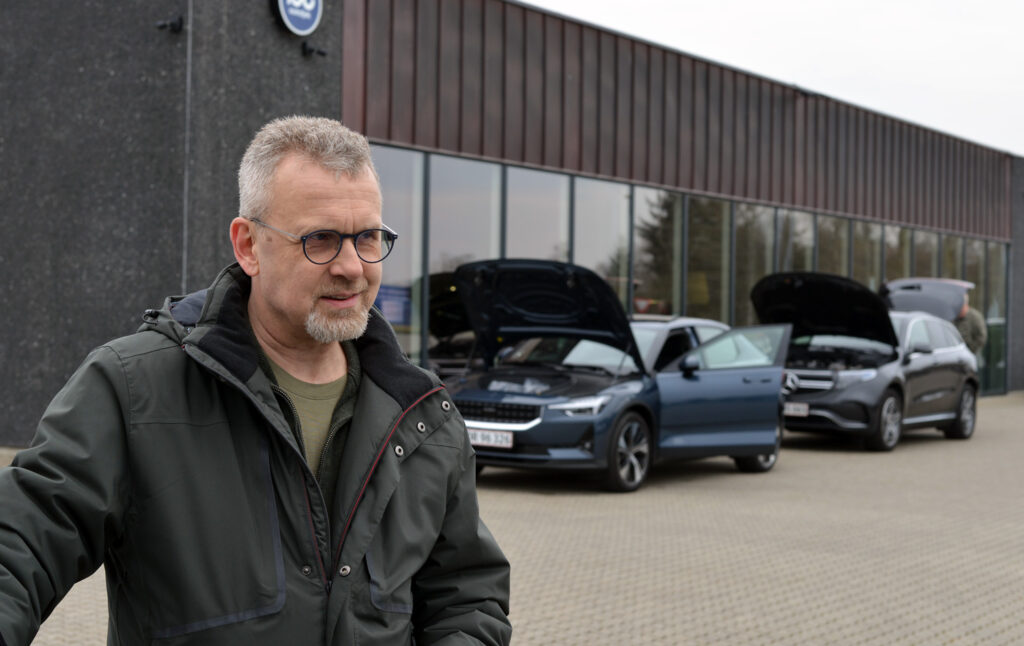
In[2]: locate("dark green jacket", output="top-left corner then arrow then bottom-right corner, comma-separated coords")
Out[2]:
0,265 -> 511,645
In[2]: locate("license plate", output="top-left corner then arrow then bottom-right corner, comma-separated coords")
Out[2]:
468,428 -> 514,449
784,401 -> 809,417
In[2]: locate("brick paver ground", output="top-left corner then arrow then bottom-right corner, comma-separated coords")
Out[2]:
3,393 -> 1024,644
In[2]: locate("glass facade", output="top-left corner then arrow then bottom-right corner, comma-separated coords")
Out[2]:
633,188 -> 684,315
686,198 -> 731,322
371,144 -> 1010,394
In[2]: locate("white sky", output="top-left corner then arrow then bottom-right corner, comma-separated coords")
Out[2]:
521,0 -> 1024,157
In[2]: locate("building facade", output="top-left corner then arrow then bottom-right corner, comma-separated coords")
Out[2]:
0,0 -> 1019,446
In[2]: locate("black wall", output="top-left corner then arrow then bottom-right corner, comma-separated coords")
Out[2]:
1012,156 -> 1024,391
0,1 -> 344,446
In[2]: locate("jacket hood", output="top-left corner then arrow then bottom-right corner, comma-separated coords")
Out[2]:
751,272 -> 899,347
452,259 -> 644,369
880,277 -> 974,322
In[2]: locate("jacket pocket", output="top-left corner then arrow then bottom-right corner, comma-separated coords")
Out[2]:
365,544 -> 414,614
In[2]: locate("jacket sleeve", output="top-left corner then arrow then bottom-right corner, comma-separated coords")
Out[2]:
0,346 -> 131,646
411,441 -> 512,646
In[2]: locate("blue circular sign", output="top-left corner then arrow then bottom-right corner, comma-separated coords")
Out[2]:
278,0 -> 323,37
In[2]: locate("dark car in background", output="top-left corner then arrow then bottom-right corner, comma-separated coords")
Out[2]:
752,272 -> 979,451
446,259 -> 791,491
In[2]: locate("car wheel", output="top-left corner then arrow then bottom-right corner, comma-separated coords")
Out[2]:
603,412 -> 651,492
733,419 -> 781,473
943,385 -> 977,440
865,389 -> 902,451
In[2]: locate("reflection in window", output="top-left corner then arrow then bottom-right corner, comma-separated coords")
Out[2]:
573,178 -> 631,307
633,188 -> 683,315
913,231 -> 939,277
816,215 -> 849,276
777,209 -> 813,272
373,146 -> 424,357
964,238 -> 984,293
984,242 -> 1007,393
428,155 -> 500,273
734,203 -> 774,326
686,198 -> 730,322
884,226 -> 912,281
851,221 -> 882,290
506,167 -> 569,261
941,235 -> 963,279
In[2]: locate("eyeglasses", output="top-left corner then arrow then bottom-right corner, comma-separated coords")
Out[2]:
249,218 -> 398,264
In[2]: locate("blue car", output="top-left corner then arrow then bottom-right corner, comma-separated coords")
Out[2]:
446,259 -> 792,491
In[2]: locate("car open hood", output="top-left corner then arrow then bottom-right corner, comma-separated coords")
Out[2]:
751,272 -> 899,347
880,277 -> 974,322
452,259 -> 644,369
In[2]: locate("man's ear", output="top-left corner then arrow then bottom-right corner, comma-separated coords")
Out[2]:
230,218 -> 260,276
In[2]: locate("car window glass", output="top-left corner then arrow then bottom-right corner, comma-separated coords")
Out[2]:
940,321 -> 964,347
697,327 -> 785,370
906,320 -> 931,349
695,326 -> 726,343
654,331 -> 693,372
925,320 -> 954,349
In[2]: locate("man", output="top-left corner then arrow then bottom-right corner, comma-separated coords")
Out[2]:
0,116 -> 512,645
955,292 -> 987,356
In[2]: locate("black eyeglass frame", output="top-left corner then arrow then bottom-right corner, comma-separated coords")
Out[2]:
248,218 -> 398,264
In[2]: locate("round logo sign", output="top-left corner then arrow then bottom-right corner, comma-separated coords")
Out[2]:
278,0 -> 323,37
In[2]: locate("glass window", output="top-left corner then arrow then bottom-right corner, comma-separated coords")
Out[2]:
733,203 -> 774,326
851,221 -> 882,290
941,235 -> 963,279
777,209 -> 813,272
633,188 -> 684,315
884,226 -> 912,281
964,238 -> 985,294
686,198 -> 731,322
428,155 -> 500,273
573,178 -> 631,307
695,326 -> 787,370
984,242 -> 1007,393
913,231 -> 939,277
506,167 -> 569,261
373,146 -> 424,357
816,215 -> 850,276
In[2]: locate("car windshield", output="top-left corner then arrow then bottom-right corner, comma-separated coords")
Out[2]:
498,336 -> 641,375
792,334 -> 894,354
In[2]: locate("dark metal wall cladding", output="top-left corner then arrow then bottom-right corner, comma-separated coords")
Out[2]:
341,0 -> 1013,241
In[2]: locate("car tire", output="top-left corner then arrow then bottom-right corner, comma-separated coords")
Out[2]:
865,388 -> 902,451
942,385 -> 977,440
733,419 -> 781,473
603,411 -> 652,492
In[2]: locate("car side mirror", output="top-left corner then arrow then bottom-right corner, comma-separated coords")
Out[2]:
903,342 -> 932,363
681,353 -> 700,376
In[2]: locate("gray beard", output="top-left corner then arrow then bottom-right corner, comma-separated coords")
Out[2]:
305,306 -> 370,343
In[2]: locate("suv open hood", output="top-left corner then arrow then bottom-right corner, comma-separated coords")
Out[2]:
751,272 -> 899,347
452,259 -> 644,369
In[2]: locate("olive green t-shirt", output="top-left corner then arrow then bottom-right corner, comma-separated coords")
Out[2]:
268,359 -> 346,475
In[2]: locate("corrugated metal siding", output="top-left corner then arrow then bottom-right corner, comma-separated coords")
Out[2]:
341,0 -> 1013,240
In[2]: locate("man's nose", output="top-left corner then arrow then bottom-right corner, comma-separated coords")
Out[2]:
328,237 -> 365,275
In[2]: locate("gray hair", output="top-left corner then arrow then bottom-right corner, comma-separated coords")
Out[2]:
238,115 -> 378,221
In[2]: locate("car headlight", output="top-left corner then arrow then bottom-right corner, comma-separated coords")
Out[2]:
834,369 -> 877,388
548,395 -> 612,417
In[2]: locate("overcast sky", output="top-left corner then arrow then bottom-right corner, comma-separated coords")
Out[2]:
521,0 -> 1024,157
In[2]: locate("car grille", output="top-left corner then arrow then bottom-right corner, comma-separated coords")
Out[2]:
453,400 -> 542,424
785,369 -> 834,394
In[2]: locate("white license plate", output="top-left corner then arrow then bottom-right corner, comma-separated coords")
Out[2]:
784,401 -> 810,417
468,428 -> 514,449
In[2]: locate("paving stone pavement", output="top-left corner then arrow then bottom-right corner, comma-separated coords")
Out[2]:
3,393 -> 1024,645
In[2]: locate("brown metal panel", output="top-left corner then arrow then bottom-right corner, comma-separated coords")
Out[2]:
562,21 -> 582,171
481,0 -> 504,159
365,0 -> 391,139
580,27 -> 599,174
854,110 -> 865,216
460,0 -> 484,155
598,31 -> 616,177
522,10 -> 544,165
793,90 -> 804,205
733,73 -> 747,200
770,84 -> 783,203
543,15 -> 563,167
816,98 -> 828,212
389,0 -> 416,144
706,64 -> 721,194
437,0 -> 461,151
836,103 -> 849,215
759,80 -> 773,202
692,61 -> 708,192
863,111 -> 874,217
720,69 -> 735,196
781,87 -> 794,205
647,48 -> 664,185
662,52 -> 679,187
802,92 -> 815,208
631,43 -> 648,180
745,75 -> 761,199
614,37 -> 633,178
413,0 -> 438,148
677,56 -> 694,189
503,5 -> 524,162
879,116 -> 890,220
341,0 -> 367,132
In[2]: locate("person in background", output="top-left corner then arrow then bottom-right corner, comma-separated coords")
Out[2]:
955,292 -> 988,357
0,116 -> 511,646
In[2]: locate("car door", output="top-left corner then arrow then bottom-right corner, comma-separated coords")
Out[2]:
901,317 -> 943,418
656,324 -> 791,459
